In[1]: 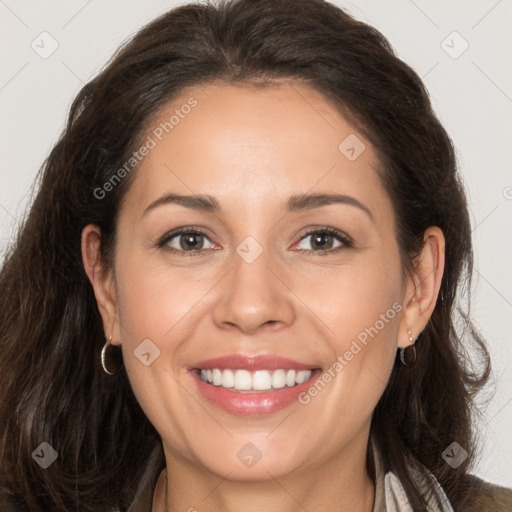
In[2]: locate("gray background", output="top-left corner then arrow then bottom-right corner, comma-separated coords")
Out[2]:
1,0 -> 511,488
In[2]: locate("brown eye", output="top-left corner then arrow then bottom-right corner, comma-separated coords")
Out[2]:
158,228 -> 216,255
295,228 -> 352,254
176,232 -> 206,250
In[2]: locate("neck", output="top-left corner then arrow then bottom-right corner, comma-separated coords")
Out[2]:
153,435 -> 375,512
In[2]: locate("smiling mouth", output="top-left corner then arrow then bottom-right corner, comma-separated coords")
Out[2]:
196,368 -> 319,392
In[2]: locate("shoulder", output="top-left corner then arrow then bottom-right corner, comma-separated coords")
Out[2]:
458,474 -> 512,512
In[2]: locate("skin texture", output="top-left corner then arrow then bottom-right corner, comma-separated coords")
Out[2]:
82,82 -> 445,512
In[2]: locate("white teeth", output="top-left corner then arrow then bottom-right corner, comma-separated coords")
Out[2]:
199,368 -> 313,390
271,369 -> 286,389
221,369 -> 234,388
286,369 -> 296,387
295,370 -> 310,384
253,370 -> 272,391
234,369 -> 252,390
212,368 -> 223,386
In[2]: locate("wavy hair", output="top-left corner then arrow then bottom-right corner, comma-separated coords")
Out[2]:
0,0 -> 491,510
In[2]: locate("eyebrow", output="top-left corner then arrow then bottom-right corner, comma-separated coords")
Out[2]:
287,192 -> 373,221
142,192 -> 374,221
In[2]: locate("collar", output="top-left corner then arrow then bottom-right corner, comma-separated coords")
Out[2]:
372,440 -> 454,512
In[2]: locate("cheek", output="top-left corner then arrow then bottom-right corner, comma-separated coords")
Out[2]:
112,254 -> 214,407
294,285 -> 401,449
296,251 -> 403,404
114,254 -> 213,344
112,259 -> 199,448
294,250 -> 403,344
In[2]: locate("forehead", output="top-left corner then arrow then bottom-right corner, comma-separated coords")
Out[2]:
124,82 -> 392,221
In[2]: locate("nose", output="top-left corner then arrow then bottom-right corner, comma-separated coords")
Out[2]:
212,244 -> 296,335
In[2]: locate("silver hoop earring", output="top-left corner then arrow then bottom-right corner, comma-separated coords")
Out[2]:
399,330 -> 417,367
101,336 -> 123,375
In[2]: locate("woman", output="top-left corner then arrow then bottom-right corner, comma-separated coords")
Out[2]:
0,0 -> 510,510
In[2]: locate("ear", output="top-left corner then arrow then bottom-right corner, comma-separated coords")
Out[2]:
81,224 -> 121,346
397,226 -> 445,348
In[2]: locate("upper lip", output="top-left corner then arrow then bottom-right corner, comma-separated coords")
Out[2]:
191,354 -> 320,371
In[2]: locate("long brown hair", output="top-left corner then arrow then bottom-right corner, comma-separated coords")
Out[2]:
0,0 -> 491,510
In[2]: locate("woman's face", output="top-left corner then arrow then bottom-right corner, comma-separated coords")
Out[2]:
93,82 -> 415,480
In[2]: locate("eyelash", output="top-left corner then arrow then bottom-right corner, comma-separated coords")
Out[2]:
157,226 -> 353,257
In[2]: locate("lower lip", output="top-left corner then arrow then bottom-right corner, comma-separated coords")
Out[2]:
190,369 -> 322,416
